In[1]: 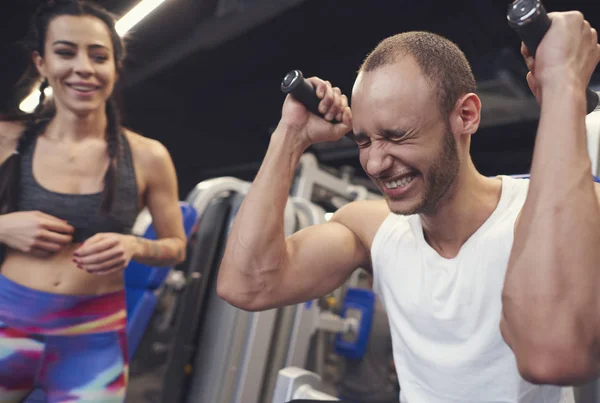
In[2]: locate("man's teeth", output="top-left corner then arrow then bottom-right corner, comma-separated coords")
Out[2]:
385,175 -> 415,189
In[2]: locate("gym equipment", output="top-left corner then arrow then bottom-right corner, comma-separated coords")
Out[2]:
152,177 -> 297,403
587,112 -> 600,177
281,70 -> 327,121
260,196 -> 329,402
264,155 -> 380,400
126,178 -> 268,403
291,153 -> 380,203
125,201 -> 198,359
134,161 -> 377,403
334,288 -> 375,360
281,153 -> 380,369
281,69 -> 355,141
272,367 -> 339,402
161,193 -> 237,403
577,111 -> 600,403
281,70 -> 342,125
506,0 -> 599,114
127,173 -> 343,403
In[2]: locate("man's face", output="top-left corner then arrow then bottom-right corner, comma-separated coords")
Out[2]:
351,58 -> 460,215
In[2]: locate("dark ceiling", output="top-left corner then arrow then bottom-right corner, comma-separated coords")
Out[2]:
1,0 -> 599,197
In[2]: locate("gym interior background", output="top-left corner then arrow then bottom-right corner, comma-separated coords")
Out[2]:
1,0 -> 599,199
1,1 -> 600,402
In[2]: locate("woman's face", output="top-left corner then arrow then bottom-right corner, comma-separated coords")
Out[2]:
35,15 -> 117,116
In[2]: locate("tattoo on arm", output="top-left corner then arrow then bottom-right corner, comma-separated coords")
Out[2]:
150,242 -> 161,259
133,236 -> 185,266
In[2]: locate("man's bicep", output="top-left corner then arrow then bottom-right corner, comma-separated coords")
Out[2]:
276,221 -> 369,306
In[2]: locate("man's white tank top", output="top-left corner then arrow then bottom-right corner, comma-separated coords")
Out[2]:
370,176 -> 574,403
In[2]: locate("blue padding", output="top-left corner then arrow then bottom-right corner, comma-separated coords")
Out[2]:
335,288 -> 375,360
124,202 -> 198,359
126,292 -> 158,359
126,288 -> 145,318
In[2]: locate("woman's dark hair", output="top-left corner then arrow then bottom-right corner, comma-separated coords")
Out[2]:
0,0 -> 126,215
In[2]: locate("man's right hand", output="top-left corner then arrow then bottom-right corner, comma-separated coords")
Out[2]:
0,211 -> 74,257
528,11 -> 600,96
279,76 -> 353,147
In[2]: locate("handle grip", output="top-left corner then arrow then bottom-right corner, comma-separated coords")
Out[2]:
280,70 -> 340,124
507,0 -> 599,114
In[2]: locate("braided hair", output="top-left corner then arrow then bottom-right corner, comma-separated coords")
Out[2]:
0,0 -> 126,215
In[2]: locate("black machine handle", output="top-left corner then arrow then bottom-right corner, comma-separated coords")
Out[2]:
507,0 -> 599,114
281,70 -> 341,124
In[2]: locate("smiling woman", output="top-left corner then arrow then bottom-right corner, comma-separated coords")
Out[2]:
40,16 -> 119,114
0,1 -> 186,401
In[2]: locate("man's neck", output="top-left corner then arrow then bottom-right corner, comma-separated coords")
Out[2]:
419,160 -> 503,259
45,107 -> 107,142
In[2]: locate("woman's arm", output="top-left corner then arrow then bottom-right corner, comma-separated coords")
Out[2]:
70,133 -> 187,274
130,136 -> 187,268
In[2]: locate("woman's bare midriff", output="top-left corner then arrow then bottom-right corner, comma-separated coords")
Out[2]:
0,244 -> 124,296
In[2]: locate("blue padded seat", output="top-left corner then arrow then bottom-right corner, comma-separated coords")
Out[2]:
124,201 -> 198,359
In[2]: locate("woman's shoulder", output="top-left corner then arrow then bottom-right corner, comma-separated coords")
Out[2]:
122,128 -> 174,169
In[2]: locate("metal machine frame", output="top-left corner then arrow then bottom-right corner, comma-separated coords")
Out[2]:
180,177 -> 297,403
587,111 -> 600,177
291,153 -> 381,202
131,154 -> 381,403
278,154 -> 381,384
271,367 -> 339,402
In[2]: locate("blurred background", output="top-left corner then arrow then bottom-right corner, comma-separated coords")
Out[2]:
1,0 -> 598,196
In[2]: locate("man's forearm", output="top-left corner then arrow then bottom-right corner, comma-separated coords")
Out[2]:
502,80 -> 600,382
132,236 -> 186,268
217,124 -> 308,308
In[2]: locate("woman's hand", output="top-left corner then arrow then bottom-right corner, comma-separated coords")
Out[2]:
0,211 -> 73,257
73,233 -> 138,275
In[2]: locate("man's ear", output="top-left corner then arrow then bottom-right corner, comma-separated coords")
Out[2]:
449,92 -> 481,136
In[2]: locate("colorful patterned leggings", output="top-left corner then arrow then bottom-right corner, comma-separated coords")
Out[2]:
0,274 -> 128,402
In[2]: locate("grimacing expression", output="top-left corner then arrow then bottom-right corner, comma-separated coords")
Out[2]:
351,59 -> 460,215
35,15 -> 118,116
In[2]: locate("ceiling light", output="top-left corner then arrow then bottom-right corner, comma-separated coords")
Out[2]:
116,0 -> 167,36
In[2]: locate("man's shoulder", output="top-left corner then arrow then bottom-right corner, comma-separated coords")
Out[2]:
331,199 -> 392,248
